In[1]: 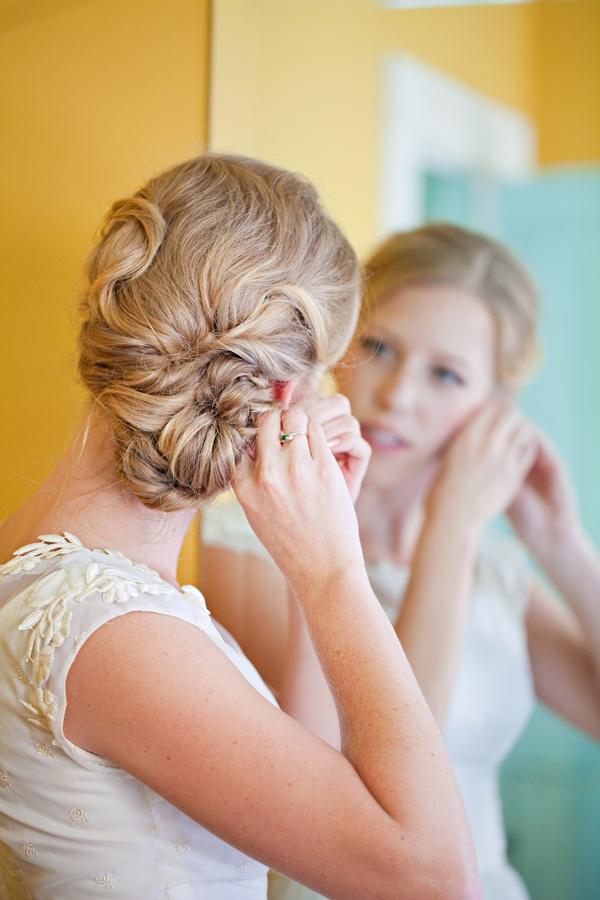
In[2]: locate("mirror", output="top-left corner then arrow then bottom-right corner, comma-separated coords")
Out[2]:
210,3 -> 600,898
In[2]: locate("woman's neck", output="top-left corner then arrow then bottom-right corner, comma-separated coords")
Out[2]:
355,464 -> 438,568
0,409 -> 195,587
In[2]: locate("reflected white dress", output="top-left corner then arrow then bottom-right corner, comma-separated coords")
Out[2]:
202,496 -> 535,900
0,532 -> 277,899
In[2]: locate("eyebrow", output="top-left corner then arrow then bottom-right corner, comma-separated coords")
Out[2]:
366,326 -> 474,373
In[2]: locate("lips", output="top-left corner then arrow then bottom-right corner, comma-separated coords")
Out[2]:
361,424 -> 412,453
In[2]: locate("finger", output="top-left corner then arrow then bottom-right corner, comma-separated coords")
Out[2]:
311,392 -> 352,426
503,406 -> 530,438
463,396 -> 508,444
486,405 -> 523,451
254,409 -> 283,463
510,424 -> 539,476
509,419 -> 537,456
231,445 -> 253,500
322,414 -> 361,445
281,406 -> 311,459
515,440 -> 539,482
327,432 -> 371,459
531,426 -> 561,471
455,399 -> 518,465
307,414 -> 333,465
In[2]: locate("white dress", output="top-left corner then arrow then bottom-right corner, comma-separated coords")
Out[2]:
0,532 -> 277,899
202,496 -> 536,900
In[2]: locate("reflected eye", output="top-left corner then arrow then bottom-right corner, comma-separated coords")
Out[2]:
432,366 -> 464,386
361,337 -> 395,361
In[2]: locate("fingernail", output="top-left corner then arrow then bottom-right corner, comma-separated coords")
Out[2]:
328,439 -> 340,448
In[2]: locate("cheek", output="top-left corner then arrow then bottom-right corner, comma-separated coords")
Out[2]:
425,393 -> 483,448
337,365 -> 379,412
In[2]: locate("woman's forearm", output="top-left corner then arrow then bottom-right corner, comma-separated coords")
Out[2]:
537,526 -> 600,691
294,563 -> 477,884
393,506 -> 480,725
278,587 -> 340,748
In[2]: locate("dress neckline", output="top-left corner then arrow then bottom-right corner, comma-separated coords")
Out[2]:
0,531 -> 201,599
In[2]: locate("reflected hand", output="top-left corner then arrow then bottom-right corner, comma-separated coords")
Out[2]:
508,428 -> 581,554
427,399 -> 539,536
311,393 -> 372,504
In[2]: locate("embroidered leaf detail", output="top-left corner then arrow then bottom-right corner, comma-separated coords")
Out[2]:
13,543 -> 46,557
8,533 -> 186,736
18,610 -> 44,631
15,559 -> 174,734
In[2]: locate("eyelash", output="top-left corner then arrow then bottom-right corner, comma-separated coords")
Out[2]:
361,337 -> 395,360
432,366 -> 464,386
362,338 -> 466,386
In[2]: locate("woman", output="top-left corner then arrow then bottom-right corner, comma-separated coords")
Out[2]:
0,159 -> 479,899
201,224 -> 600,900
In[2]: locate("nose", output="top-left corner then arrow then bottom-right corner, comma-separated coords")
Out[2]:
378,361 -> 419,412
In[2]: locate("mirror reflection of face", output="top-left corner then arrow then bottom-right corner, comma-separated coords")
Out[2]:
338,283 -> 497,487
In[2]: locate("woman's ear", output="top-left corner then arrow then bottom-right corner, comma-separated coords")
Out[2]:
271,379 -> 298,409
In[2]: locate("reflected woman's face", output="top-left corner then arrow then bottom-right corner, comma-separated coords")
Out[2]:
337,283 -> 497,487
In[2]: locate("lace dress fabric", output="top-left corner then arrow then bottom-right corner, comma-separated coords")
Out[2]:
202,495 -> 536,900
0,533 -> 277,899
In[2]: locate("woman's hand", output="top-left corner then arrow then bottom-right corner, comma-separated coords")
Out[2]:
311,393 -> 372,504
427,398 -> 539,537
232,407 -> 365,591
507,428 -> 581,557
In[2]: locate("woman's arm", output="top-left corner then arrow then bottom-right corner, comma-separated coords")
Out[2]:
509,429 -> 600,740
65,408 -> 481,900
278,587 -> 340,747
393,400 -> 538,725
65,601 -> 474,900
525,535 -> 600,741
200,392 -> 370,736
392,510 -> 478,725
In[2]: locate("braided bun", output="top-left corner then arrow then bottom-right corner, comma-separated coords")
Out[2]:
78,154 -> 360,510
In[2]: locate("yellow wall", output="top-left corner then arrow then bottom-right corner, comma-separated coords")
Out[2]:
376,4 -> 537,118
536,0 -> 600,165
210,0 -> 537,259
0,0 -> 210,581
211,0 -> 600,257
211,0 -> 380,258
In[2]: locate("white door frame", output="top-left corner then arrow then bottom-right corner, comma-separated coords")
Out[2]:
379,54 -> 537,234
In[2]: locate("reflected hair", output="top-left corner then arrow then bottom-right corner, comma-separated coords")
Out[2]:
78,154 -> 360,510
361,223 -> 540,387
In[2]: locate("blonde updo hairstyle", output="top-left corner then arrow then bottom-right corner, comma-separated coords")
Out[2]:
79,154 -> 360,511
360,224 -> 540,387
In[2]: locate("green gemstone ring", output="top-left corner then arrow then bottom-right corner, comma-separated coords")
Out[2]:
279,431 -> 308,444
